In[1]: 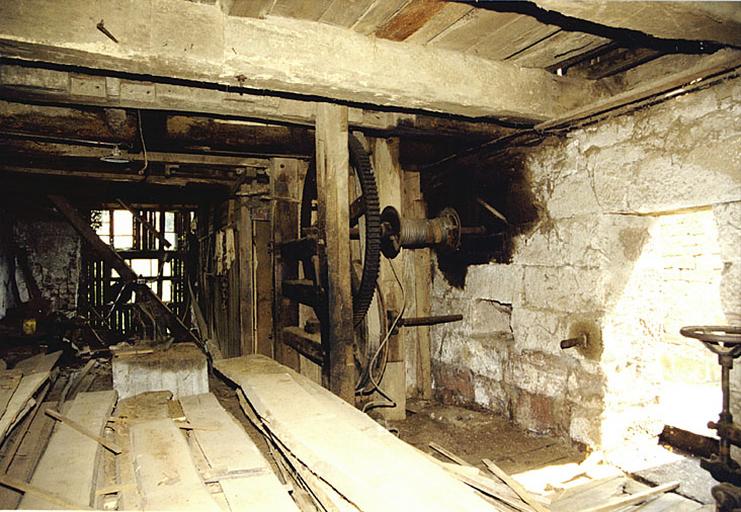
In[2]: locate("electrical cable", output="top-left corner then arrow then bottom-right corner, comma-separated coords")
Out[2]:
136,109 -> 149,177
361,258 -> 406,413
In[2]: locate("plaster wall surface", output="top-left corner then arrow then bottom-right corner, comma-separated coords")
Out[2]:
430,78 -> 741,457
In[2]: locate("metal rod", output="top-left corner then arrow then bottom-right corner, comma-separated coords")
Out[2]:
399,314 -> 463,327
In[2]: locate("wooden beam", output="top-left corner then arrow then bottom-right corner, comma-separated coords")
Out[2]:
0,64 -> 520,138
0,0 -> 595,120
535,1 -> 741,47
282,327 -> 324,366
315,104 -> 355,403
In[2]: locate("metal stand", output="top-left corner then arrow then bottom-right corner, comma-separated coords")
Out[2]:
681,325 -> 741,511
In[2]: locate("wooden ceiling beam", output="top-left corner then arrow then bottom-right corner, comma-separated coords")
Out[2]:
534,1 -> 741,47
0,0 -> 597,121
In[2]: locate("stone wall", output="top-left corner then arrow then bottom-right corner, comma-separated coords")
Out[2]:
13,216 -> 81,314
430,78 -> 741,455
0,210 -> 16,320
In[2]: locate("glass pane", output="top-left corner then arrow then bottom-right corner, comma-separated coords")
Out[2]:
161,280 -> 172,302
94,210 -> 109,237
165,212 -> 175,232
162,261 -> 172,277
131,258 -> 155,277
165,232 -> 177,248
113,234 -> 133,250
112,210 -> 133,236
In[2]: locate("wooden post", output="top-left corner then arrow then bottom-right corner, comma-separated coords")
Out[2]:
371,137 -> 406,419
271,158 -> 301,371
404,171 -> 433,400
238,189 -> 255,355
315,104 -> 355,403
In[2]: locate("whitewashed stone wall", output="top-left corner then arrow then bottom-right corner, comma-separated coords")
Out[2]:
431,78 -> 741,453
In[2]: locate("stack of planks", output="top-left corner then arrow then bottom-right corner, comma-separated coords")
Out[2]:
216,354 -> 527,512
108,389 -> 298,511
0,352 -> 61,447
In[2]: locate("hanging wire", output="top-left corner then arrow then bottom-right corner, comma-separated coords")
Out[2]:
361,258 -> 406,413
136,109 -> 149,177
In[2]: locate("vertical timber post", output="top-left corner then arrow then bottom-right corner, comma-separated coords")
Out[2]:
238,186 -> 255,355
372,137 -> 407,419
271,158 -> 301,371
315,104 -> 355,404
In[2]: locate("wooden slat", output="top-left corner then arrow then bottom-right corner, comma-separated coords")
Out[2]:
352,0 -> 410,35
226,0 -> 275,18
179,393 -> 299,512
467,14 -> 558,62
374,0 -> 446,40
319,0 -> 378,28
129,418 -> 221,511
0,370 -> 23,419
271,0 -> 333,21
216,355 -> 503,512
19,390 -> 117,510
13,352 -> 62,376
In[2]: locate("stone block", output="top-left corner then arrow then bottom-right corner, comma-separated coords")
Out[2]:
112,343 -> 209,400
432,363 -> 475,406
511,307 -> 565,356
472,374 -> 508,414
511,389 -> 570,436
508,351 -> 569,399
463,264 -> 524,306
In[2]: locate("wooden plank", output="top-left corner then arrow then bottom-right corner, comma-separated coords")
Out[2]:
13,351 -> 62,375
0,370 -> 23,419
19,390 -> 117,510
0,475 -> 91,510
319,0 -> 378,28
0,0 -> 593,120
216,355 -> 503,512
315,104 -> 355,402
271,0 -> 333,21
352,0 -> 409,34
225,0 -> 276,18
129,418 -> 221,511
179,393 -> 299,512
375,0 -> 447,41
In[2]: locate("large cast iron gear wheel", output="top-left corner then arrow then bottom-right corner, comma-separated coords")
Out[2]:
300,134 -> 381,327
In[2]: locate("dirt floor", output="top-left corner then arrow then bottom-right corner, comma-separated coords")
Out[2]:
208,372 -> 584,477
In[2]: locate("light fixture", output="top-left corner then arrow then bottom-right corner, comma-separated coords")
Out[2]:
100,145 -> 131,164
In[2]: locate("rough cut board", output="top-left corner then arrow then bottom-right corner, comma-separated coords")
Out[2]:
14,351 -> 62,375
179,393 -> 299,512
129,418 -> 221,511
0,369 -> 23,418
216,355 -> 502,512
19,390 -> 117,510
0,373 -> 48,443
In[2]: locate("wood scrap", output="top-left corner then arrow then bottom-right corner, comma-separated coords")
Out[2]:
44,408 -> 122,454
580,481 -> 680,512
483,458 -> 551,512
216,354 -> 502,512
19,390 -> 117,510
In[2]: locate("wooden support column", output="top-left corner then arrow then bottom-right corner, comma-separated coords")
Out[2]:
371,137 -> 406,419
238,187 -> 255,355
315,104 -> 355,404
272,158 -> 302,371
